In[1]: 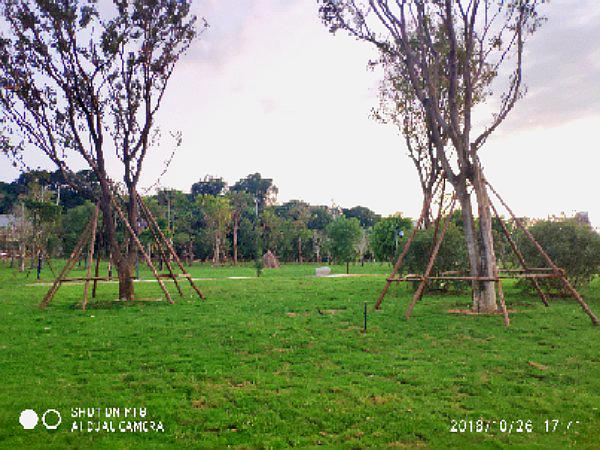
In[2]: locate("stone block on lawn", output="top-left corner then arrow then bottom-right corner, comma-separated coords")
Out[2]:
315,266 -> 331,277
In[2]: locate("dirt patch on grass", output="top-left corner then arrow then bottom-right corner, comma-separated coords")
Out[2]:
286,311 -> 310,317
528,361 -> 549,371
317,308 -> 345,315
231,380 -> 254,388
448,309 -> 517,315
191,398 -> 207,409
370,394 -> 392,405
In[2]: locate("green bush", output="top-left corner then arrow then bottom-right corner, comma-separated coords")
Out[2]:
514,219 -> 600,292
324,216 -> 362,268
404,222 -> 469,292
369,216 -> 413,263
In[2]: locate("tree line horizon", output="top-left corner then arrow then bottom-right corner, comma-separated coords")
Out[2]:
2,168 -> 599,293
1,0 -> 595,309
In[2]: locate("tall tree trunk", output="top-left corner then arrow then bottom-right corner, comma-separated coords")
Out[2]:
188,240 -> 194,266
213,233 -> 221,266
19,242 -> 25,272
314,231 -> 321,263
233,219 -> 238,265
471,165 -> 498,313
454,177 -> 498,313
117,258 -> 134,300
97,180 -> 135,301
298,236 -> 303,264
120,191 -> 138,300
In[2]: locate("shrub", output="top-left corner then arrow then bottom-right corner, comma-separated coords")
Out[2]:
404,222 -> 469,292
514,219 -> 600,292
369,216 -> 413,263
324,216 -> 362,271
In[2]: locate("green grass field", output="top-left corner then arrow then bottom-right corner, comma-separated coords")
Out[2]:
0,261 -> 599,449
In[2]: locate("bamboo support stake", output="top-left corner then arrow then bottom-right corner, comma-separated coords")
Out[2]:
489,199 -> 549,307
136,191 -> 205,300
109,193 -> 174,304
40,214 -> 95,308
107,254 -> 112,279
495,276 -> 510,327
137,196 -> 183,297
391,276 -> 496,281
92,240 -> 102,298
82,204 -> 100,310
487,181 -> 599,326
426,179 -> 446,261
374,180 -> 441,310
61,277 -> 116,282
405,195 -> 457,320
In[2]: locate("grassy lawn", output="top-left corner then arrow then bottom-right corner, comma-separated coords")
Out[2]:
0,261 -> 599,448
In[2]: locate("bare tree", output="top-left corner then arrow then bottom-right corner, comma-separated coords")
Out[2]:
0,0 -> 204,300
319,0 -> 544,312
372,57 -> 441,227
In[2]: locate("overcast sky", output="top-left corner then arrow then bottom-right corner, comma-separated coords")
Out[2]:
1,0 -> 599,226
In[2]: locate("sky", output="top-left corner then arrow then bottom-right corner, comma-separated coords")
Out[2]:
1,0 -> 599,226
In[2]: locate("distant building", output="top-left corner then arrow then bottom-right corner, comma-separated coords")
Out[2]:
0,214 -> 19,254
0,214 -> 18,229
574,211 -> 592,228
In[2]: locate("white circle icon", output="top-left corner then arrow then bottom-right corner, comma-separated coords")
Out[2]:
42,409 -> 62,430
19,409 -> 39,429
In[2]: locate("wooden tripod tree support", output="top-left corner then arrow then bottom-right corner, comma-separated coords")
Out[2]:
486,181 -> 599,326
40,205 -> 99,308
488,199 -> 549,307
39,188 -> 206,309
135,191 -> 206,301
405,194 -> 457,320
376,180 -> 600,327
374,179 -> 443,310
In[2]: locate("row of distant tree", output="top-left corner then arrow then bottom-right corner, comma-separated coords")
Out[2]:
2,169 -> 599,289
0,170 -> 388,267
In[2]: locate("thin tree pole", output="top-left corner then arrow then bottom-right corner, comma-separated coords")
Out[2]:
82,204 -> 100,310
136,191 -> 205,300
374,179 -> 441,310
487,181 -> 599,326
40,214 -> 95,308
405,195 -> 457,320
109,193 -> 174,304
489,199 -> 549,307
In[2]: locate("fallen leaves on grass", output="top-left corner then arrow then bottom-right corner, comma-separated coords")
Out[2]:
285,311 -> 310,317
528,361 -> 549,371
191,399 -> 207,409
370,395 -> 391,405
